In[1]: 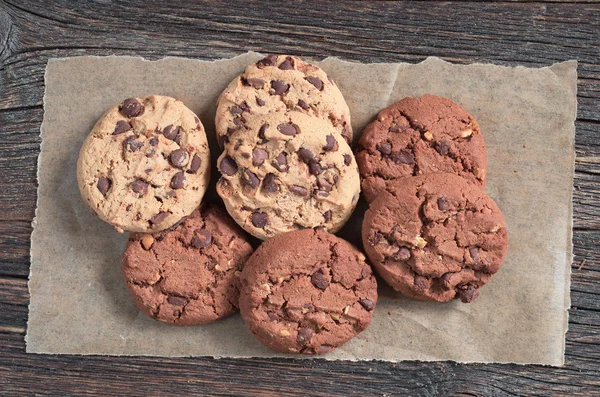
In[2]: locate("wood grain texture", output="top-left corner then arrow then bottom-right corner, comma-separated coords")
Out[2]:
0,0 -> 599,395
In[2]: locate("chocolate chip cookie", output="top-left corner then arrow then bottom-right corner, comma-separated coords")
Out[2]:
362,173 -> 507,303
356,94 -> 487,202
77,95 -> 211,233
122,204 -> 254,326
215,54 -> 352,146
216,111 -> 360,240
239,229 -> 377,354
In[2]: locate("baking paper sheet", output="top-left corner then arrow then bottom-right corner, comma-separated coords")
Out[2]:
28,53 -> 576,365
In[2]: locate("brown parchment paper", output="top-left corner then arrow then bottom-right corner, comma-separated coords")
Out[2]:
28,52 -> 576,365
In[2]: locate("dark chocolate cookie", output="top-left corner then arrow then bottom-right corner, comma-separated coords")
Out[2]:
362,173 -> 507,303
239,229 -> 377,354
356,94 -> 487,202
121,204 -> 254,326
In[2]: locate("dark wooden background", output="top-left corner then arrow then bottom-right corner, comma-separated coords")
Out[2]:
1,1 -> 599,395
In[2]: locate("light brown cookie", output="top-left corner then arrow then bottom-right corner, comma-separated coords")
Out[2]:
216,111 -> 360,240
356,94 -> 487,203
122,204 -> 254,326
215,55 -> 352,146
239,229 -> 377,354
77,95 -> 211,233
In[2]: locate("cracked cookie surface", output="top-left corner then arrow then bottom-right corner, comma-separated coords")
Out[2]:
215,54 -> 352,146
356,94 -> 487,203
77,95 -> 211,233
239,229 -> 377,354
362,173 -> 507,303
216,111 -> 360,240
121,204 -> 254,326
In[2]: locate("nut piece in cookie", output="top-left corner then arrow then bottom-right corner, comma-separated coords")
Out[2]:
239,229 -> 377,354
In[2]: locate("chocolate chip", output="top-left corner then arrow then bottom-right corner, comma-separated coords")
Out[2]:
220,156 -> 238,176
317,178 -> 332,191
391,150 -> 415,165
377,142 -> 392,155
343,154 -> 352,166
311,270 -> 329,290
219,135 -> 230,147
187,154 -> 202,174
359,298 -> 374,311
267,312 -> 279,322
130,179 -> 148,195
437,196 -> 449,211
289,185 -> 308,196
252,148 -> 268,166
112,120 -> 132,135
435,140 -> 451,156
323,135 -> 338,152
262,173 -> 279,193
163,125 -> 182,142
233,118 -> 245,127
194,116 -> 200,126
272,152 -> 288,172
256,55 -> 278,68
149,211 -> 169,226
97,177 -> 111,196
145,168 -> 152,174
256,97 -> 266,106
308,161 -> 323,176
167,296 -> 187,306
191,229 -> 212,248
169,149 -> 189,168
393,247 -> 411,261
123,136 -> 143,152
170,172 -> 186,189
146,147 -> 156,157
414,275 -> 428,290
441,273 -> 453,289
119,98 -> 144,118
389,124 -> 408,133
297,148 -> 315,163
241,152 -> 250,159
230,105 -> 243,116
245,77 -> 265,88
457,286 -> 479,303
323,210 -> 332,221
278,57 -> 294,70
306,76 -> 323,91
298,99 -> 309,110
304,303 -> 315,312
241,169 -> 260,189
270,80 -> 290,95
318,345 -> 333,355
469,247 -> 483,269
297,327 -> 314,345
258,123 -> 269,142
277,123 -> 298,136
149,137 -> 158,146
251,212 -> 268,228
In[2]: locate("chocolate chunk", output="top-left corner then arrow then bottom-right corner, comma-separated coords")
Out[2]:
441,273 -> 453,289
119,98 -> 144,118
289,185 -> 308,196
112,120 -> 132,135
149,137 -> 158,146
258,123 -> 269,142
130,179 -> 148,195
272,152 -> 288,172
278,57 -> 294,70
298,99 -> 309,110
270,80 -> 290,95
163,125 -> 182,142
391,150 -> 415,165
414,275 -> 428,290
251,212 -> 268,228
389,124 -> 408,133
262,173 -> 279,193
241,169 -> 260,189
306,76 -> 323,91
469,247 -> 483,269
256,55 -> 278,68
169,149 -> 189,168
191,229 -> 212,248
123,136 -> 143,152
435,140 -> 451,156
377,142 -> 392,155
187,154 -> 202,174
256,97 -> 266,106
317,178 -> 332,191
323,135 -> 338,152
323,210 -> 332,221
277,123 -> 298,136
343,154 -> 352,166
252,148 -> 268,166
149,211 -> 169,226
170,172 -> 186,189
219,135 -> 230,147
220,156 -> 238,176
245,77 -> 265,88
308,161 -> 323,176
393,247 -> 411,261
311,270 -> 329,290
457,285 -> 479,303
97,177 -> 111,196
297,148 -> 315,163
297,327 -> 314,345
359,298 -> 374,311
233,117 -> 245,127
241,152 -> 251,159
230,105 -> 243,115
437,196 -> 448,211
167,296 -> 187,306
267,311 -> 279,322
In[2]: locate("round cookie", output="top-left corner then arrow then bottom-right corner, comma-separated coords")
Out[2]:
216,111 -> 360,240
362,173 -> 507,303
239,229 -> 377,354
77,95 -> 211,233
356,94 -> 487,203
216,54 -> 352,146
121,204 -> 254,326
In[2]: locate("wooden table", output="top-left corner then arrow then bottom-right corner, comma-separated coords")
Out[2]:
1,1 -> 598,395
